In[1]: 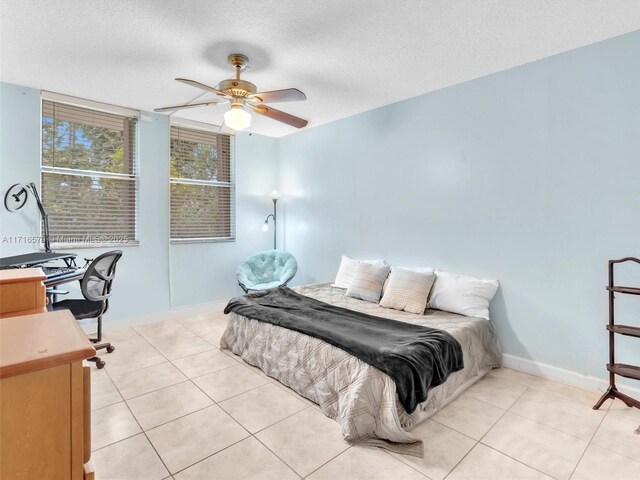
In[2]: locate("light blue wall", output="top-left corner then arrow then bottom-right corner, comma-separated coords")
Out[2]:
0,82 -> 278,323
0,84 -> 42,247
277,31 -> 640,380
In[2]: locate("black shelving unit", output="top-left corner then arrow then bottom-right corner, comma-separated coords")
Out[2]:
593,257 -> 640,411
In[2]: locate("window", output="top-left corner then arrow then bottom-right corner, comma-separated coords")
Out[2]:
170,122 -> 234,242
41,94 -> 139,247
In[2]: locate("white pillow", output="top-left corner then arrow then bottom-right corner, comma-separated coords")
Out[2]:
346,263 -> 391,303
380,267 -> 436,314
428,270 -> 499,320
333,255 -> 386,289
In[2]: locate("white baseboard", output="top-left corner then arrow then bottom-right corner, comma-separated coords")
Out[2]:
169,299 -> 229,318
503,353 -> 640,397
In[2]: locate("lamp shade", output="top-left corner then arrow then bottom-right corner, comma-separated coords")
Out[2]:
224,105 -> 251,131
270,190 -> 281,200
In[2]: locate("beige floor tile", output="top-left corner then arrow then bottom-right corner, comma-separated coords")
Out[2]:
609,397 -> 640,412
177,314 -> 228,337
103,327 -> 150,347
591,402 -> 640,461
431,393 -> 505,440
127,381 -> 213,430
271,380 -> 317,407
529,377 -> 603,407
390,419 -> 476,480
111,362 -> 187,400
490,367 -> 538,386
171,349 -> 238,378
196,323 -> 229,347
174,437 -> 299,480
219,383 -> 307,433
193,364 -> 269,402
465,372 -> 527,409
571,443 -> 640,480
307,446 -> 426,480
447,443 -> 552,480
92,433 -> 169,480
147,404 -> 249,474
134,320 -> 195,343
256,407 -> 349,477
238,358 -> 274,379
103,343 -> 168,376
509,388 -> 605,441
91,373 -> 123,410
92,402 -> 142,451
483,412 -> 588,480
90,367 -> 111,381
222,351 -> 282,386
150,334 -> 215,361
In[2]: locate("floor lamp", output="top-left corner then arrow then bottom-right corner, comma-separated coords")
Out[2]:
262,190 -> 280,250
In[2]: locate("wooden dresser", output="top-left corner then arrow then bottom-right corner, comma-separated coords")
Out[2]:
0,310 -> 97,479
0,268 -> 47,317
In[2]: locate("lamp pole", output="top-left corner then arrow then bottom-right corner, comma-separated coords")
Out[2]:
272,196 -> 277,250
26,183 -> 52,253
262,191 -> 281,250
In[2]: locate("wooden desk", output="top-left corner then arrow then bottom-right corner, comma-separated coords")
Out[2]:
0,310 -> 97,479
0,268 -> 47,317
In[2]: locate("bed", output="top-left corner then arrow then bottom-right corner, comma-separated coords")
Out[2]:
220,283 -> 502,456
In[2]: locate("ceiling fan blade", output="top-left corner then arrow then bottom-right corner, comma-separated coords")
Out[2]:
247,88 -> 306,104
154,100 -> 226,113
250,104 -> 308,128
175,78 -> 231,98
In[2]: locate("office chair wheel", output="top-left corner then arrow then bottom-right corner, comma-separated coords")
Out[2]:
106,345 -> 115,353
96,360 -> 106,369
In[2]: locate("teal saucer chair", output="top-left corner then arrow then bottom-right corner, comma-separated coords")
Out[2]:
237,250 -> 298,293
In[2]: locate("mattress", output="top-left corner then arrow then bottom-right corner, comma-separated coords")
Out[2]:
220,283 -> 502,456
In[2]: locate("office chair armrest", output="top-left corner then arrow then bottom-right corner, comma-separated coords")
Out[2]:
46,289 -> 69,295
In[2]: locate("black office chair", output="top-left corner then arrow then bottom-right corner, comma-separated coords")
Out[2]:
52,250 -> 123,369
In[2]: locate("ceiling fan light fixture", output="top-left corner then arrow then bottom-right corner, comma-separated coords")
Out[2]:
156,53 -> 308,130
224,103 -> 251,131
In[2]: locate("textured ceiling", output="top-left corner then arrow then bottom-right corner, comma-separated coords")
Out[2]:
1,1 -> 639,137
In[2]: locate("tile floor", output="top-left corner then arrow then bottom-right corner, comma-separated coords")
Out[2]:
89,311 -> 640,480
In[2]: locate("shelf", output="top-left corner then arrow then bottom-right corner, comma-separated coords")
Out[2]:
607,286 -> 640,295
607,325 -> 640,338
607,363 -> 640,381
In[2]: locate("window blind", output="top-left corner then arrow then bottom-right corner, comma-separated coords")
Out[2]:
41,99 -> 138,246
170,124 -> 235,241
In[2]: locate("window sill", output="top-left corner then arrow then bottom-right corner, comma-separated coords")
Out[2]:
170,237 -> 235,245
47,241 -> 140,250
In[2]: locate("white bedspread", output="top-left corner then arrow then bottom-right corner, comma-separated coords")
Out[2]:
220,284 -> 502,456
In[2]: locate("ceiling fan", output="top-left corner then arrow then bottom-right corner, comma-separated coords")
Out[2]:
155,53 -> 308,131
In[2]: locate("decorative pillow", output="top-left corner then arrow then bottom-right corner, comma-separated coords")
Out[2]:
380,268 -> 436,314
333,255 -> 386,289
346,262 -> 391,302
382,266 -> 434,294
428,270 -> 499,320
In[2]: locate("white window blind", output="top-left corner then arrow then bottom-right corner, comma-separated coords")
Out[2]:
41,99 -> 139,247
170,124 -> 235,242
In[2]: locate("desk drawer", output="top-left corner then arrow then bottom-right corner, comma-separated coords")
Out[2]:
0,283 -> 37,313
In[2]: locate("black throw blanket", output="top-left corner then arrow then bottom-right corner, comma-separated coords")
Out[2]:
224,287 -> 464,414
